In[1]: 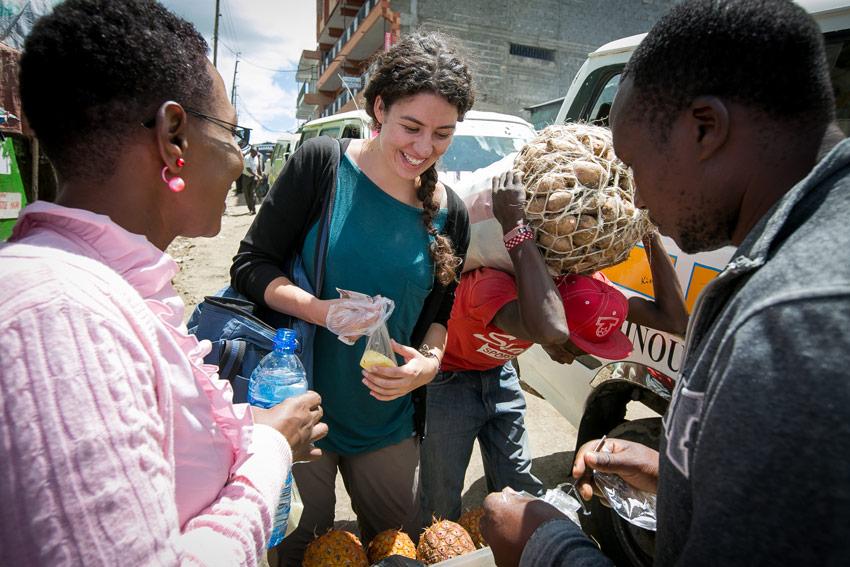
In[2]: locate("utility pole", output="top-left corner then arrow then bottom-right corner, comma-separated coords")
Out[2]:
230,55 -> 240,107
212,0 -> 221,67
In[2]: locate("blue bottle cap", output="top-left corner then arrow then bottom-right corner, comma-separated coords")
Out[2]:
273,328 -> 298,352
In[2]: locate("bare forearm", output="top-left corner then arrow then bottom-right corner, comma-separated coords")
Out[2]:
627,232 -> 687,336
491,169 -> 569,345
420,323 -> 447,362
263,276 -> 329,326
509,240 -> 569,344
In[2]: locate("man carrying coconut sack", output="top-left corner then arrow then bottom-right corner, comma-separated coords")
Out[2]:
481,1 -> 850,566
420,168 -> 687,524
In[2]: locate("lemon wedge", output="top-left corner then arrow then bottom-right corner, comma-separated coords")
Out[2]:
360,350 -> 397,369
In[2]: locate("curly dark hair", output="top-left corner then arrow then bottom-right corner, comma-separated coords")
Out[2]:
624,0 -> 834,141
363,31 -> 475,286
20,0 -> 212,181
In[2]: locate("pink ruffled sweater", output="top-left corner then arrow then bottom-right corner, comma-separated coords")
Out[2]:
0,202 -> 291,566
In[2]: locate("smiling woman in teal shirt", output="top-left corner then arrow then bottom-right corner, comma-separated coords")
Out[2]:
303,153 -> 447,455
230,32 -> 474,562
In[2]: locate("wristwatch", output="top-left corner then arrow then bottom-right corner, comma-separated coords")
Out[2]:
418,344 -> 439,360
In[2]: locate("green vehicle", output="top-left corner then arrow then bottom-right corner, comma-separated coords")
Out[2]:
266,133 -> 300,189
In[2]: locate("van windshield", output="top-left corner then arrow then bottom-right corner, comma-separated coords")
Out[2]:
438,135 -> 528,175
300,129 -> 319,146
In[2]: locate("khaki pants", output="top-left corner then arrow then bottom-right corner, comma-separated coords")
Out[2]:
275,436 -> 421,566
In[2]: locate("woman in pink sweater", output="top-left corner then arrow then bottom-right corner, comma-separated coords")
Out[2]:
0,1 -> 327,565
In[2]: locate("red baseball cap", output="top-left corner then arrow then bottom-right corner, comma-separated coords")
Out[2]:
556,273 -> 633,360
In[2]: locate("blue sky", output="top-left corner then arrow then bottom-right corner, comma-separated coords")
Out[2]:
160,0 -> 317,145
24,0 -> 316,143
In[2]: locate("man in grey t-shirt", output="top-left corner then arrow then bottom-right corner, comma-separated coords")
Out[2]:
481,1 -> 850,565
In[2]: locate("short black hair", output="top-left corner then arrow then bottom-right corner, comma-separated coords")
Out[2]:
624,0 -> 835,138
20,0 -> 211,180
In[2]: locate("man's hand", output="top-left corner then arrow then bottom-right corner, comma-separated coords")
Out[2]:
492,170 -> 527,233
361,339 -> 440,401
251,391 -> 328,462
572,438 -> 660,501
541,339 -> 586,364
480,489 -> 568,567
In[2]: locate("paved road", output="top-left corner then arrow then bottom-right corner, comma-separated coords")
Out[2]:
170,191 -> 580,537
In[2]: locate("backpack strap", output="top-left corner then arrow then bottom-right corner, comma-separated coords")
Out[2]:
218,339 -> 248,385
312,138 -> 349,293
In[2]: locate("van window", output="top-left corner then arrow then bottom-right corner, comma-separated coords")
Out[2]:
589,73 -> 621,126
825,30 -> 850,135
299,129 -> 319,147
318,126 -> 342,138
342,124 -> 362,138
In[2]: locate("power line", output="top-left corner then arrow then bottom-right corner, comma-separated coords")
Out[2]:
236,95 -> 294,135
221,0 -> 241,49
220,41 -> 301,73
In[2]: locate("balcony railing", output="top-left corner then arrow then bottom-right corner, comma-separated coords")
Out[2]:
297,80 -> 317,109
320,68 -> 373,118
318,0 -> 379,80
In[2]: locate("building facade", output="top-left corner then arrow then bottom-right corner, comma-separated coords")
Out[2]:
296,0 -> 677,123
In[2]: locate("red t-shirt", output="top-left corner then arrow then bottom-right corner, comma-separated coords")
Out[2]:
441,268 -> 533,372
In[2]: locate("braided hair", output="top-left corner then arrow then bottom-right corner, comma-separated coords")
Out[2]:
363,32 -> 475,285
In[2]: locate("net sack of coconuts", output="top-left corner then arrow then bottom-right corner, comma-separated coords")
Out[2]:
459,123 -> 653,276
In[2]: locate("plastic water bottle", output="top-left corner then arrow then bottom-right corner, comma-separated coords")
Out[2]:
248,328 -> 308,548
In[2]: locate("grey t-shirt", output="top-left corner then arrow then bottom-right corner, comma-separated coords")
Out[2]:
522,139 -> 850,566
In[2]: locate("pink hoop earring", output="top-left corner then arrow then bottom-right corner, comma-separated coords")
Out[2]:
161,166 -> 186,193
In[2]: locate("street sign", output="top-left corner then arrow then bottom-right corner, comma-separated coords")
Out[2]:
340,75 -> 362,90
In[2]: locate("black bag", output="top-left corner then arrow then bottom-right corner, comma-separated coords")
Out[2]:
188,140 -> 342,401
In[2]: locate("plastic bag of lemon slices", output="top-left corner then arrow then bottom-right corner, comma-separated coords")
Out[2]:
360,321 -> 397,369
324,288 -> 396,370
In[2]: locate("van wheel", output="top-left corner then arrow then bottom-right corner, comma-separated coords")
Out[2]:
579,417 -> 661,567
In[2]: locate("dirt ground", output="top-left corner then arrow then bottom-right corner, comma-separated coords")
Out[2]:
167,189 -> 579,533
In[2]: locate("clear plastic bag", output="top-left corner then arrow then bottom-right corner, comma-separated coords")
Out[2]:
593,471 -> 657,531
326,288 -> 394,345
541,488 -> 582,526
515,487 -> 582,527
360,320 -> 398,369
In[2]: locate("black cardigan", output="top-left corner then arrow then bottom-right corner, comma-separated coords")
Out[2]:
230,136 -> 470,437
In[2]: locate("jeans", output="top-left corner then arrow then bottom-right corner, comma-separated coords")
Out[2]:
420,361 -> 543,521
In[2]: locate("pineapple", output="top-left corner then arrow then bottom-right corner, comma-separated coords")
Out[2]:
302,529 -> 369,567
458,507 -> 487,549
416,520 -> 476,564
360,349 -> 396,369
366,529 -> 417,563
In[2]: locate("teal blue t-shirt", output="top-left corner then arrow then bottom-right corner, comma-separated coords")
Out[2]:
302,153 -> 447,455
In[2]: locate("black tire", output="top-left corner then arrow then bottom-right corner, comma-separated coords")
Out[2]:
579,417 -> 661,567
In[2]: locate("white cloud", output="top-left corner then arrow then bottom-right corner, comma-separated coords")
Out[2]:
161,0 -> 316,144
